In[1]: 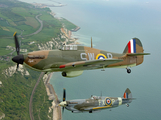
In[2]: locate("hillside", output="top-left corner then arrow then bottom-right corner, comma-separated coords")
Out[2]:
0,0 -> 78,119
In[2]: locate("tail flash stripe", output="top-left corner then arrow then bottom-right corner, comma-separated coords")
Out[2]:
130,39 -> 134,53
124,93 -> 128,99
133,39 -> 136,53
128,39 -> 136,53
124,93 -> 126,98
128,41 -> 131,53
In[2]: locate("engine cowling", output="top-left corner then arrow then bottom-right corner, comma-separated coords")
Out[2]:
62,71 -> 83,78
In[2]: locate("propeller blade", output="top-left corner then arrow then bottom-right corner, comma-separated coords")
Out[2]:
63,88 -> 66,101
13,32 -> 20,55
17,64 -> 19,70
59,88 -> 66,113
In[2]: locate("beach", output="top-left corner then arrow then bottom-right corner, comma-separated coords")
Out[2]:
43,73 -> 62,120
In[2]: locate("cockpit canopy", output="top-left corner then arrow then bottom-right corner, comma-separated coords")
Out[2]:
61,45 -> 78,51
90,95 -> 99,100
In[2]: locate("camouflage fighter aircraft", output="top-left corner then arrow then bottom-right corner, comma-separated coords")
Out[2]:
59,88 -> 134,113
12,32 -> 150,77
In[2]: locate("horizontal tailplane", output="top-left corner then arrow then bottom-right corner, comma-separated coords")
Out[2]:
127,53 -> 150,56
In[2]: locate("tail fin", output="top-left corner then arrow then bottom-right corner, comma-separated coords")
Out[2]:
123,88 -> 132,99
123,38 -> 143,54
122,88 -> 134,103
123,38 -> 150,65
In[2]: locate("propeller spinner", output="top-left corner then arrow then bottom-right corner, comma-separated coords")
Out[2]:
12,32 -> 24,70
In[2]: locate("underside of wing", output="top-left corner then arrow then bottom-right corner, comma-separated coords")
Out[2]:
59,59 -> 123,71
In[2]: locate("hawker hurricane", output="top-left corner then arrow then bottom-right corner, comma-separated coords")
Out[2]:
12,32 -> 150,77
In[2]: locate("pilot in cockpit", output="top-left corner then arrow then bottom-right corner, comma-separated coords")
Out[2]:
90,95 -> 98,100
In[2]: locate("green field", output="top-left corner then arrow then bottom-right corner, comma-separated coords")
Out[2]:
0,2 -> 77,53
25,17 -> 39,28
0,2 -> 68,54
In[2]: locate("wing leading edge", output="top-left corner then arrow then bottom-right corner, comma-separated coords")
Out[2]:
79,106 -> 112,111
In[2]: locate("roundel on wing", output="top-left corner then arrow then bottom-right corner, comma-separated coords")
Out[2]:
105,97 -> 112,106
96,54 -> 107,60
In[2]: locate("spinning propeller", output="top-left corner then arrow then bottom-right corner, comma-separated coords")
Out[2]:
12,32 -> 24,70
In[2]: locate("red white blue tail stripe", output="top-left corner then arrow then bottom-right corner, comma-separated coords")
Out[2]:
124,92 -> 128,99
128,39 -> 136,53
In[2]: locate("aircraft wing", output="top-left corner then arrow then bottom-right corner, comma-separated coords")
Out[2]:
59,59 -> 123,71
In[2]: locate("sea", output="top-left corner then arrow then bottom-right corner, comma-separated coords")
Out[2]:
20,0 -> 161,120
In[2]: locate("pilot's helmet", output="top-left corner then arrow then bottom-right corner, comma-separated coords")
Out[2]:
91,95 -> 94,99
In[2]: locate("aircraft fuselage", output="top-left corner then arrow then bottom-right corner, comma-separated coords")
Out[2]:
61,96 -> 131,113
22,45 -> 142,72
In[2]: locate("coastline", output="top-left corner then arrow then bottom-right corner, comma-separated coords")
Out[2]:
43,73 -> 62,120
42,26 -> 80,120
43,27 -> 80,119
42,24 -> 80,119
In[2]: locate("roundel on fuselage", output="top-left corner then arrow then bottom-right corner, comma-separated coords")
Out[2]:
105,97 -> 112,106
96,53 -> 107,60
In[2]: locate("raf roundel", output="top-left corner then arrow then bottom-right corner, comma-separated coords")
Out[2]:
96,54 -> 107,60
105,97 -> 112,106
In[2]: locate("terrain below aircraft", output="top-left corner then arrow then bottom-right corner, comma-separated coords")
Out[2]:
12,32 -> 150,77
59,88 -> 134,113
